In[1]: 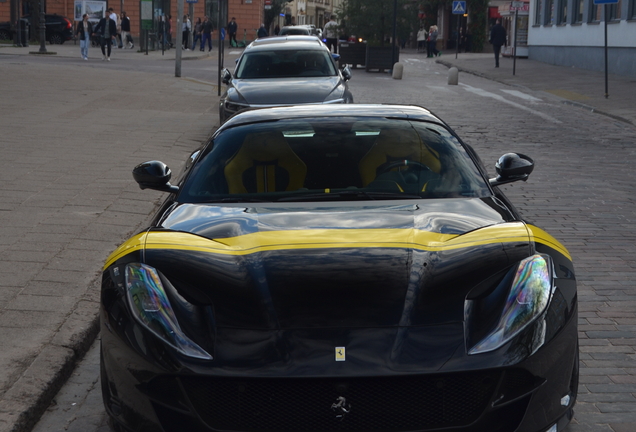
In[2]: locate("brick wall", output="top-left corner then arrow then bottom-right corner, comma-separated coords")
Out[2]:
0,0 -> 263,43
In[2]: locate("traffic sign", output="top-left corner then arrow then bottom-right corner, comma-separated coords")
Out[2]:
452,1 -> 466,14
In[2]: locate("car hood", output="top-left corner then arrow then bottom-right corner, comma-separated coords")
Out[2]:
232,76 -> 343,105
139,198 -> 532,331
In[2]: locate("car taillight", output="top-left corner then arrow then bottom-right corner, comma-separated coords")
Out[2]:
64,18 -> 72,29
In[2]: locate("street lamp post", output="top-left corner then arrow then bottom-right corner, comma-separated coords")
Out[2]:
391,0 -> 397,67
39,0 -> 47,52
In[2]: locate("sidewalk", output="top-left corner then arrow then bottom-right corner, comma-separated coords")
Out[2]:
430,51 -> 636,127
0,39 -> 241,61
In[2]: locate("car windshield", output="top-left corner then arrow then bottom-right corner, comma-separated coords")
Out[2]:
178,117 -> 491,203
235,49 -> 337,78
280,27 -> 311,35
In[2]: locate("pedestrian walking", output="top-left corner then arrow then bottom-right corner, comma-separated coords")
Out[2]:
274,24 -> 280,35
200,16 -> 213,51
192,17 -> 202,51
416,26 -> 427,53
428,25 -> 440,57
323,15 -> 338,53
182,14 -> 191,50
227,17 -> 238,47
75,14 -> 93,60
108,8 -> 119,49
489,19 -> 506,68
166,14 -> 173,47
93,12 -> 117,61
257,23 -> 268,39
120,11 -> 133,49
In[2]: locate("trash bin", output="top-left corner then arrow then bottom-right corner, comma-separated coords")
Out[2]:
19,19 -> 29,47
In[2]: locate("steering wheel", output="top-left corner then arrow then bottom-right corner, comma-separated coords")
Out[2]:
376,160 -> 432,175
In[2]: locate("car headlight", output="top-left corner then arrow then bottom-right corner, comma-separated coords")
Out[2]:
125,263 -> 212,360
224,101 -> 249,113
468,254 -> 554,355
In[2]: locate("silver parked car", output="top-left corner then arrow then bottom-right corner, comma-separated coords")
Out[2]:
219,36 -> 353,124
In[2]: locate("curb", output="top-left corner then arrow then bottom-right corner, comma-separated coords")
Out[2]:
1,209 -> 163,432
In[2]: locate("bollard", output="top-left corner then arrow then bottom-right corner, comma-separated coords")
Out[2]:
392,62 -> 404,80
448,67 -> 459,85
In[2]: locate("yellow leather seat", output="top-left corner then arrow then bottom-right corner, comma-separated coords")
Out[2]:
358,127 -> 441,187
224,132 -> 307,194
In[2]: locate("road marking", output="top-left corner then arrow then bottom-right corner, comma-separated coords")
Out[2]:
500,89 -> 542,102
229,50 -> 243,55
460,83 -> 562,124
426,85 -> 456,92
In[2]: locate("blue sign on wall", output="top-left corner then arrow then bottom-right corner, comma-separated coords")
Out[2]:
452,1 -> 466,14
593,0 -> 618,3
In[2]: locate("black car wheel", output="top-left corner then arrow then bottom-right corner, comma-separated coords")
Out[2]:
48,32 -> 63,44
0,29 -> 10,40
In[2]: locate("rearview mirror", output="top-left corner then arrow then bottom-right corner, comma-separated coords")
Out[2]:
133,161 -> 179,193
221,68 -> 232,85
489,153 -> 534,187
341,65 -> 352,81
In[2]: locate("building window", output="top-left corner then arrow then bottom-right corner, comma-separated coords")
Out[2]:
589,2 -> 602,22
546,0 -> 555,24
557,0 -> 567,23
630,0 -> 636,19
608,0 -> 622,20
535,0 -> 543,24
573,0 -> 584,23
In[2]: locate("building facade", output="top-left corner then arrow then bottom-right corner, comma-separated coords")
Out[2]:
528,0 -> 636,76
0,0 -> 266,47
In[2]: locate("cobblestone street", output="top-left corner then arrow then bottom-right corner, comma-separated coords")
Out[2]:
1,47 -> 635,432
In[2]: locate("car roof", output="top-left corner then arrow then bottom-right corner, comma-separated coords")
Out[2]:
246,36 -> 325,51
219,105 -> 445,131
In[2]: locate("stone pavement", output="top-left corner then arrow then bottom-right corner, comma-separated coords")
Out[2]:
0,44 -> 635,432
434,51 -> 636,127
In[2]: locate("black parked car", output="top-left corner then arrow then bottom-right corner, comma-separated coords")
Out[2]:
0,14 -> 73,44
100,104 -> 579,432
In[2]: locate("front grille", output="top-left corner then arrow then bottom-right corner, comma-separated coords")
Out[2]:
181,371 -> 501,431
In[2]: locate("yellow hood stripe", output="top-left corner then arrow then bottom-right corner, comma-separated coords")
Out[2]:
103,222 -> 546,269
526,225 -> 571,260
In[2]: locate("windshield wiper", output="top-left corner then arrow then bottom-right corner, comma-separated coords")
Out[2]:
276,190 -> 422,202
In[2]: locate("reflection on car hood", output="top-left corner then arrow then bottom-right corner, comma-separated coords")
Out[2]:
129,198 -> 534,333
233,77 -> 342,105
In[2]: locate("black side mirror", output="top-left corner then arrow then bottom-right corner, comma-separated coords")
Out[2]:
341,65 -> 352,81
221,68 -> 232,85
133,161 -> 179,193
489,153 -> 534,187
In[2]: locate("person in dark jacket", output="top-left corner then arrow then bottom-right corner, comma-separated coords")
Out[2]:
75,14 -> 93,60
489,19 -> 507,67
120,11 -> 133,49
93,13 -> 118,61
201,16 -> 213,51
227,17 -> 238,46
257,23 -> 268,39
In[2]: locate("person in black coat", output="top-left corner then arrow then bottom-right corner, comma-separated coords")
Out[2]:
489,19 -> 507,68
257,23 -> 268,39
75,14 -> 93,60
93,14 -> 118,61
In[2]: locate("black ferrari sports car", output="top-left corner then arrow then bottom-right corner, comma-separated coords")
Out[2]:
100,104 -> 578,432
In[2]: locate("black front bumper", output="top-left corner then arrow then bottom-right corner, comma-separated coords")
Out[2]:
100,299 -> 578,432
